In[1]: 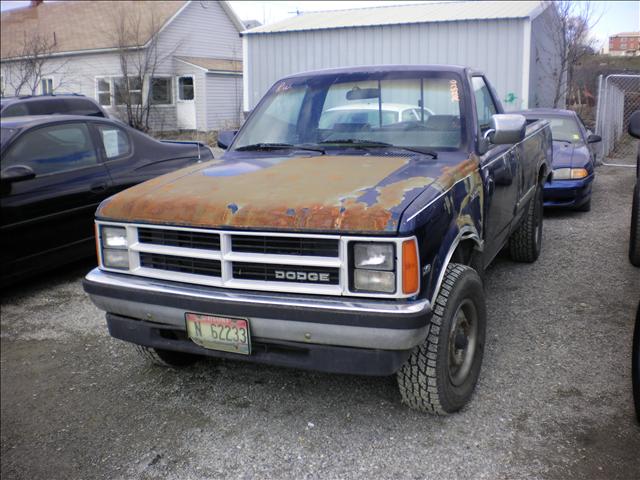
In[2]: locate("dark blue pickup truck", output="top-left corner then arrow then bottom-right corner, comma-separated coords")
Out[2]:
83,65 -> 552,414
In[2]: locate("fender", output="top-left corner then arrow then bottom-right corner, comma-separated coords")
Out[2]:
427,222 -> 483,305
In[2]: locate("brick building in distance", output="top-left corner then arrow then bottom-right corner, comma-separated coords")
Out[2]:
609,32 -> 640,56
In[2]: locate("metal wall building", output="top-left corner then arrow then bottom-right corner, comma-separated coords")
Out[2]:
241,1 -> 561,112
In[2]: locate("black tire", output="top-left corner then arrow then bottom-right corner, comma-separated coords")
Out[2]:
575,197 -> 592,212
135,345 -> 199,368
509,184 -> 543,263
630,184 -> 640,267
397,263 -> 486,414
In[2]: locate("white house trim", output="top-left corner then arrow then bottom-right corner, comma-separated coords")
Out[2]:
521,18 -> 532,109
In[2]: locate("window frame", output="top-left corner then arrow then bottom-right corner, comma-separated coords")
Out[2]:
113,76 -> 143,106
40,77 -> 54,95
93,122 -> 133,161
1,121 -> 101,178
95,77 -> 113,107
471,75 -> 499,133
177,75 -> 195,102
150,76 -> 174,106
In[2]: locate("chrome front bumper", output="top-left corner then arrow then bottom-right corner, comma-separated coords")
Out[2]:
84,268 -> 432,351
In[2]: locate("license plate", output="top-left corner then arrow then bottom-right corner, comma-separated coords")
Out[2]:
185,313 -> 251,355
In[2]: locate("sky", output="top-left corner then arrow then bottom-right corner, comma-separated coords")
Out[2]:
1,0 -> 639,49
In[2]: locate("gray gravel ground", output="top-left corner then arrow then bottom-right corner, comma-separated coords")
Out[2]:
2,162 -> 639,480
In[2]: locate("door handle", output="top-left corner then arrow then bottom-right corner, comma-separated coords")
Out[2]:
90,182 -> 108,193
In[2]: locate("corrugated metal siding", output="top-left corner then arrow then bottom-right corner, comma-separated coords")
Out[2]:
245,18 -> 526,111
244,1 -> 543,34
205,74 -> 243,130
529,7 -> 563,108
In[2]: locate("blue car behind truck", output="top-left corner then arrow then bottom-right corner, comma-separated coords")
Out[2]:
83,65 -> 552,414
518,108 -> 601,211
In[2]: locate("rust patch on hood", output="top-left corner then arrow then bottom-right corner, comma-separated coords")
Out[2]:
97,155 -> 435,233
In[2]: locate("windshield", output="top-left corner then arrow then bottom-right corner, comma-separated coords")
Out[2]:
544,117 -> 582,143
233,73 -> 465,151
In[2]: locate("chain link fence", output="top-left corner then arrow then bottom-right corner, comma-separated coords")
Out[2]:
595,74 -> 640,165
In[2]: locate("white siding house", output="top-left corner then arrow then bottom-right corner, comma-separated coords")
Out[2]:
0,0 -> 244,131
242,1 -> 563,112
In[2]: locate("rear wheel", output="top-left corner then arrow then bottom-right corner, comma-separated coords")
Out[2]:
135,345 -> 200,368
630,184 -> 640,267
397,264 -> 486,414
509,184 -> 543,262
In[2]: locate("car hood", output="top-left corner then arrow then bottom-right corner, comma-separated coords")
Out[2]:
552,142 -> 590,169
96,153 -> 475,233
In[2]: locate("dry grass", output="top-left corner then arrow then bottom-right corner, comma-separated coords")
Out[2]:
154,130 -> 218,147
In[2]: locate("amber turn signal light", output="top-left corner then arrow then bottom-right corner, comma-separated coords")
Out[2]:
402,239 -> 419,295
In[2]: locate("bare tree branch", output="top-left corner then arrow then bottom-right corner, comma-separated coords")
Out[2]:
543,1 -> 601,108
109,5 -> 180,132
2,31 -> 69,96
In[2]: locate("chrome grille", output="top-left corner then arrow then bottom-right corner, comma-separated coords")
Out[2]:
140,252 -> 222,277
231,235 -> 338,257
138,228 -> 220,250
98,222 -> 416,299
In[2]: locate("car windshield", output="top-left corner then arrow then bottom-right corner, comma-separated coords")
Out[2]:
544,117 -> 582,143
232,72 -> 464,151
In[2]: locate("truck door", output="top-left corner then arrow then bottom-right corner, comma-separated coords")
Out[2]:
472,76 -> 520,265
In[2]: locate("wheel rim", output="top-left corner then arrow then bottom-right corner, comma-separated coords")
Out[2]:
447,299 -> 478,387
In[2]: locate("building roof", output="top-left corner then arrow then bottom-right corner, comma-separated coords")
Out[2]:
176,56 -> 242,73
243,0 -> 547,35
610,32 -> 640,38
0,1 -> 245,59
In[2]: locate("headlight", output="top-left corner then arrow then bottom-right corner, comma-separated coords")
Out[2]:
102,226 -> 127,248
353,243 -> 394,270
100,225 -> 129,269
102,248 -> 129,269
351,242 -> 395,293
553,168 -> 588,180
354,269 -> 396,293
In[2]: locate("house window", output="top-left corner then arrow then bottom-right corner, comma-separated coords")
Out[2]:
40,77 -> 53,94
96,78 -> 112,106
178,76 -> 194,101
151,77 -> 172,105
114,77 -> 142,105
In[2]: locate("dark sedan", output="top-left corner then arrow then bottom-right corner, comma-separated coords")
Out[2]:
518,109 -> 601,211
0,115 -> 214,285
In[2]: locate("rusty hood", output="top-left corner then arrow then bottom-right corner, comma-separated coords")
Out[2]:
96,154 -> 474,233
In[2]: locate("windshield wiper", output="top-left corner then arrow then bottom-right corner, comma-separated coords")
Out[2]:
318,138 -> 438,159
235,143 -> 325,153
553,139 -> 573,144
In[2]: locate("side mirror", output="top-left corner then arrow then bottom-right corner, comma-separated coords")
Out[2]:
587,134 -> 601,144
629,111 -> 640,139
217,130 -> 237,149
484,114 -> 526,145
1,165 -> 36,184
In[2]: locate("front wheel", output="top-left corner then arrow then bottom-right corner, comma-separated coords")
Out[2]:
397,264 -> 486,414
509,184 -> 543,263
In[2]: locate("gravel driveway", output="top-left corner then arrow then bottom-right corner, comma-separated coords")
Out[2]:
2,162 -> 639,480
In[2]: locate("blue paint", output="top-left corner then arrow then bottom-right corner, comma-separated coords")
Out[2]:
227,203 -> 239,214
286,208 -> 296,216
